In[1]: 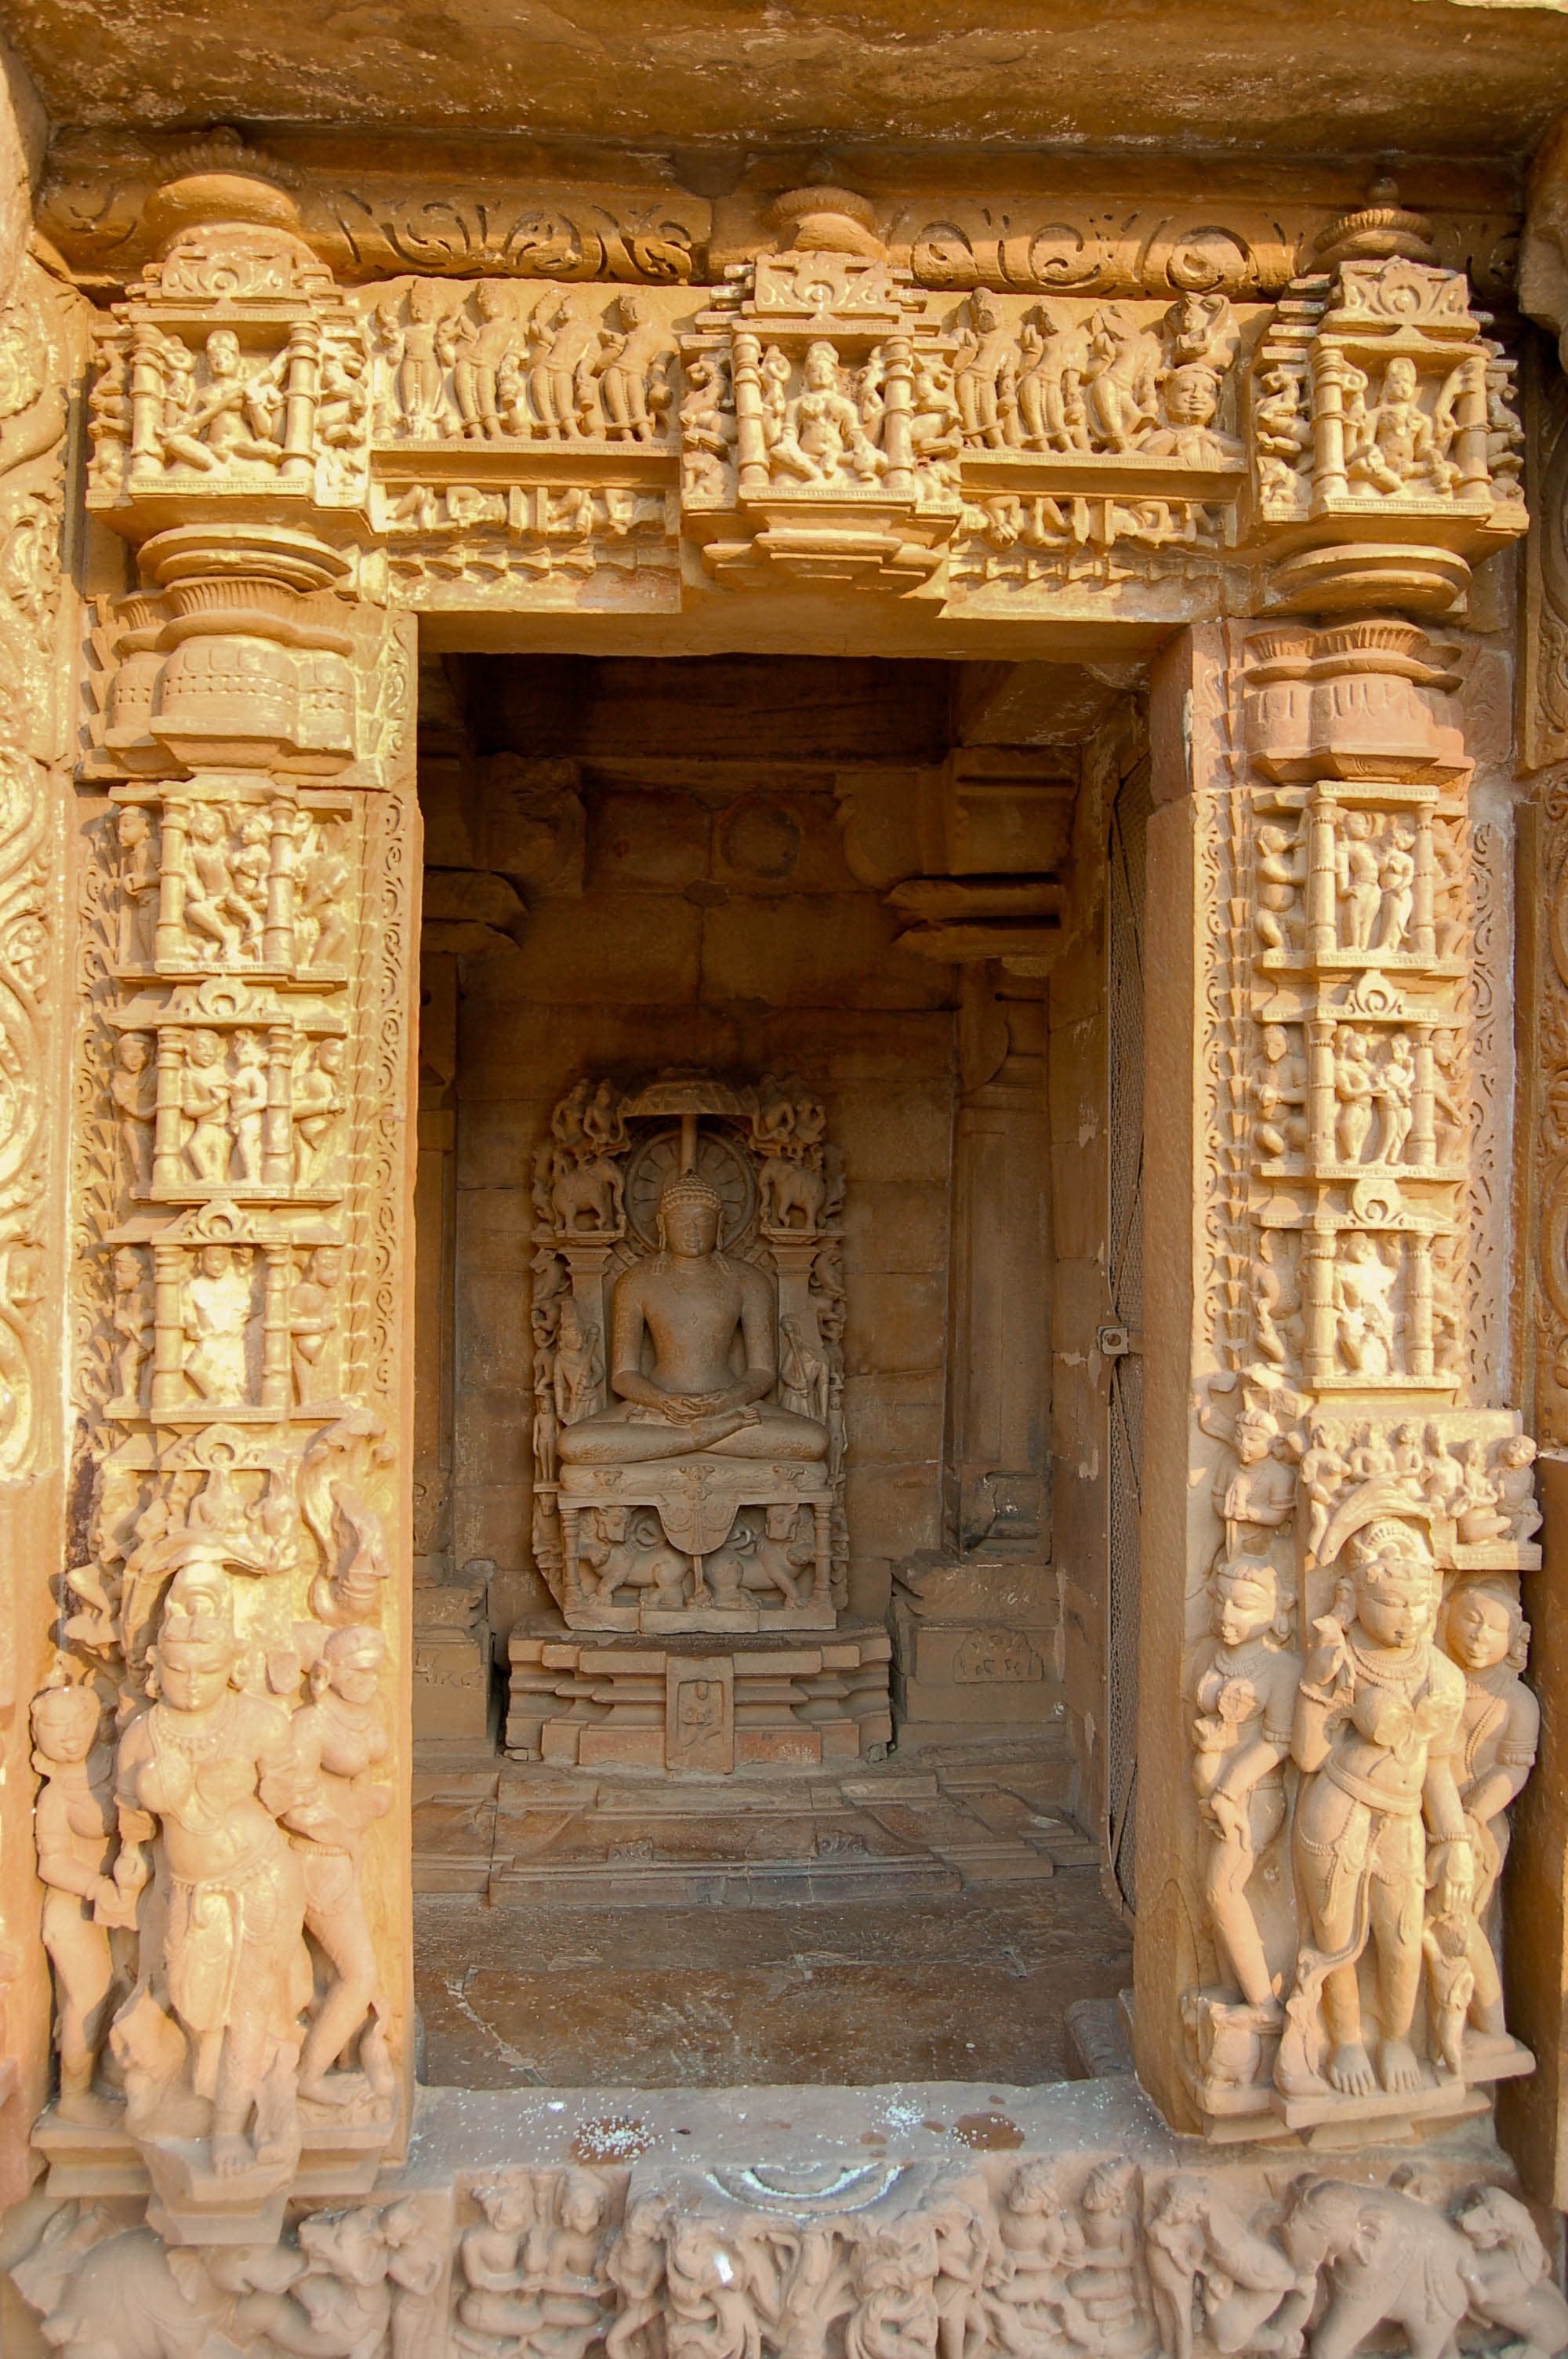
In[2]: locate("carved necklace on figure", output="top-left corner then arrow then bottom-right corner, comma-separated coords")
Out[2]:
151,1692 -> 240,1761
1346,1634 -> 1425,1692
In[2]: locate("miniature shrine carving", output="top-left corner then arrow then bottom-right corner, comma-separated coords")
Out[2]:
532,1073 -> 845,1632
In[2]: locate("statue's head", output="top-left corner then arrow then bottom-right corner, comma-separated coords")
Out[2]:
31,1677 -> 101,1767
1346,1518 -> 1437,1648
1444,1580 -> 1526,1676
1211,1554 -> 1288,1649
657,1171 -> 723,1258
475,2179 -> 533,2234
1384,356 -> 1418,402
154,1559 -> 240,1710
560,2172 -> 607,2233
315,1623 -> 386,1707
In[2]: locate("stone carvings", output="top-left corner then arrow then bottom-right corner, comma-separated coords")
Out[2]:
13,2146 -> 1566,2359
530,1072 -> 846,1633
36,155 -> 423,2248
1174,601 -> 1542,2140
7,118 -> 1553,2309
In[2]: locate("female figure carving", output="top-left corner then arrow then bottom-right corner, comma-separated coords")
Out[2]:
1189,1557 -> 1301,2010
1441,1581 -> 1538,2041
280,1624 -> 394,2106
107,1561 -> 307,2175
31,1678 -> 118,2123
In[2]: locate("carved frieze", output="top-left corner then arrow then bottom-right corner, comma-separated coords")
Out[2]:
12,2134 -> 1568,2359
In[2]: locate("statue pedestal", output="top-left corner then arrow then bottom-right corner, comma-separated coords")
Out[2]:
506,1621 -> 891,1774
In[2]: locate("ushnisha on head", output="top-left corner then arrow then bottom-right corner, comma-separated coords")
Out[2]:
656,1169 -> 725,1256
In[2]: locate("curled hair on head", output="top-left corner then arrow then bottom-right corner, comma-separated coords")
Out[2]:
653,1169 -> 730,1268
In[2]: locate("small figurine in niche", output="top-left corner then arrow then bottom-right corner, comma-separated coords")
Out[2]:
1335,811 -> 1382,952
31,1677 -> 119,2124
527,2172 -> 615,2359
769,340 -> 886,485
1332,1231 -> 1398,1381
1375,1035 -> 1416,1167
160,326 -> 285,471
293,1037 -> 347,1186
1333,1028 -> 1377,1166
1068,2161 -> 1154,2359
182,1241 -> 256,1405
111,1243 -> 152,1411
114,805 -> 158,965
604,2193 -> 669,2359
989,2159 -> 1091,2351
553,1295 -> 604,1427
1253,1023 -> 1308,1161
452,282 -> 521,441
1205,1397 -> 1296,1563
1377,835 -> 1417,952
112,1032 -> 156,1192
1190,1555 -> 1301,2013
227,1028 -> 268,1184
1254,823 -> 1305,956
1082,305 -> 1161,450
180,1027 -> 234,1185
290,1245 -> 343,1407
1016,304 -> 1091,453
1453,1438 -> 1510,1544
1346,355 -> 1460,496
180,805 -> 254,961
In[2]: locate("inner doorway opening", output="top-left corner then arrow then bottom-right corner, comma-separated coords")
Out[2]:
408,649 -> 1139,2087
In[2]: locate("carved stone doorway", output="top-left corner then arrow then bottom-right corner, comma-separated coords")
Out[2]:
404,646 -> 1139,2082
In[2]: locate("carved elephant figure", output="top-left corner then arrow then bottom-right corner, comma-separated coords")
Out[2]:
758,1154 -> 825,1231
31,2226 -> 290,2359
551,1150 -> 623,1234
1276,2179 -> 1471,2359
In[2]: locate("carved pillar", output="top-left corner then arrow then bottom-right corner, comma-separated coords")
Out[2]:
1138,201 -> 1537,2142
32,162 -> 419,2243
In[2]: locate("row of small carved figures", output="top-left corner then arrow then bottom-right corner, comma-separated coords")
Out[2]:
86,289 -> 1523,506
1216,1410 -> 1541,1552
15,2155 -> 1568,2359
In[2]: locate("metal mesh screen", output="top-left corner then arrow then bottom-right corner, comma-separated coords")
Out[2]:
1105,761 -> 1152,1917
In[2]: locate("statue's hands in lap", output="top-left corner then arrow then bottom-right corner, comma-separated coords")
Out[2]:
557,1173 -> 825,1469
652,1389 -> 761,1425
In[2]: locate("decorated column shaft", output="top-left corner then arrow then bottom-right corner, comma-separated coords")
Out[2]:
1135,202 -> 1539,2143
29,161 -> 419,2243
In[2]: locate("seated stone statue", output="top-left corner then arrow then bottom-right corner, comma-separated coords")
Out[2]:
557,1171 -> 829,1466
